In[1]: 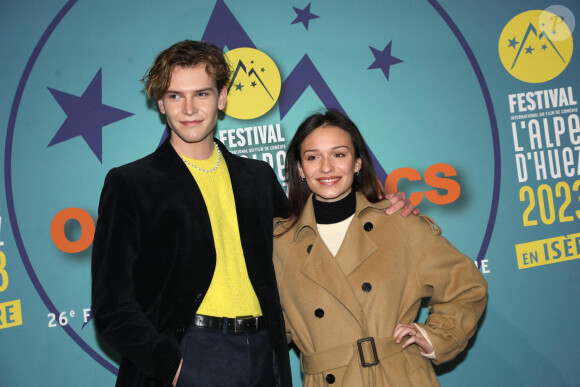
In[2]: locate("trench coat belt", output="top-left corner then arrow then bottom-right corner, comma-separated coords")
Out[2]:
301,337 -> 402,375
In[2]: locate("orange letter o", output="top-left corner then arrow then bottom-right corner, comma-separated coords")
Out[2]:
51,208 -> 95,253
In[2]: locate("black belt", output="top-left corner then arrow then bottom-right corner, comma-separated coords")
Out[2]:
191,314 -> 264,333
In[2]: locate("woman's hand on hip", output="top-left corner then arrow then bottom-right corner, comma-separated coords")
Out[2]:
393,323 -> 434,354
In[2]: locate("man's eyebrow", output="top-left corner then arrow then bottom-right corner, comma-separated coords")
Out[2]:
164,87 -> 215,94
194,88 -> 215,93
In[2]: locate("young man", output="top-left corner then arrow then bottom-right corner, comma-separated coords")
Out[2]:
92,40 -> 415,387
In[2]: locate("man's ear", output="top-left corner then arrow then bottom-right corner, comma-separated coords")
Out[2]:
218,86 -> 227,110
157,99 -> 166,114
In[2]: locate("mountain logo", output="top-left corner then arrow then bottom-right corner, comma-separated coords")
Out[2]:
499,8 -> 573,83
223,47 -> 281,119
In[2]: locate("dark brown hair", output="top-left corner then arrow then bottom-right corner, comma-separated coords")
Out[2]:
281,109 -> 384,232
142,40 -> 231,100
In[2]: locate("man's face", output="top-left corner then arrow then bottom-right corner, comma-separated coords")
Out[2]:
158,64 -> 227,157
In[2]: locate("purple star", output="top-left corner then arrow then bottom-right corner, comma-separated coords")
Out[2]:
368,41 -> 403,81
48,69 -> 133,162
291,3 -> 319,30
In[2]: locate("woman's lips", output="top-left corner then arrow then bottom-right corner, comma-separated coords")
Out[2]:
316,177 -> 340,186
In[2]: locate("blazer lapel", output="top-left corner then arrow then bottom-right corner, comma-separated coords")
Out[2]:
152,137 -> 214,242
218,139 -> 279,295
217,140 -> 257,255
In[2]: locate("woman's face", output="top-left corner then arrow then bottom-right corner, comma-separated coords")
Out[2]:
298,125 -> 361,202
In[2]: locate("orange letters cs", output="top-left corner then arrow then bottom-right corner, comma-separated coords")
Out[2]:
385,163 -> 461,206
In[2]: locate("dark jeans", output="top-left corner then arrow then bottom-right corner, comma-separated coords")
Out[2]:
176,324 -> 276,387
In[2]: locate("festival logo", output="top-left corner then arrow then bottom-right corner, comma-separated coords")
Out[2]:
500,6 -> 579,271
223,47 -> 281,120
499,7 -> 574,83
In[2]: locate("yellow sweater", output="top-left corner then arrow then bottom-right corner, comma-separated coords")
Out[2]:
181,147 -> 262,317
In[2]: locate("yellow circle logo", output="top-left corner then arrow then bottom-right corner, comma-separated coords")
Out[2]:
223,47 -> 281,120
499,9 -> 573,83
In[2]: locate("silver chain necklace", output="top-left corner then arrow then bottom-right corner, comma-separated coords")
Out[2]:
180,142 -> 221,173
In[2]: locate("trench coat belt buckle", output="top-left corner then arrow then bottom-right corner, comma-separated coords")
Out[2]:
300,337 -> 402,375
357,337 -> 379,367
191,314 -> 264,333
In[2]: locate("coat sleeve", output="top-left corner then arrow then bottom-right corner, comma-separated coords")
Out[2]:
91,168 -> 181,383
408,215 -> 487,365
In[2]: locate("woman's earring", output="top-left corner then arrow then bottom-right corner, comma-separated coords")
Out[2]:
300,177 -> 306,182
355,171 -> 360,176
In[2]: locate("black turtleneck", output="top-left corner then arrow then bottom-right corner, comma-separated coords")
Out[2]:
313,189 -> 356,225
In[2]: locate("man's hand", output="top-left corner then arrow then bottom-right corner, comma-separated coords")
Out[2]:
383,192 -> 420,217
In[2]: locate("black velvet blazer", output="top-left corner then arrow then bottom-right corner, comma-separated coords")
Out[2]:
91,138 -> 291,386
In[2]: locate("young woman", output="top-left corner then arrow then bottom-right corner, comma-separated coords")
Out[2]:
273,109 -> 487,386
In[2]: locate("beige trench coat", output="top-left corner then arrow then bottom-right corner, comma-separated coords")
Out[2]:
273,192 -> 487,386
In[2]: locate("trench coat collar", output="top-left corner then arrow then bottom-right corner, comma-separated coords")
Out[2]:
293,192 -> 391,330
293,191 -> 391,242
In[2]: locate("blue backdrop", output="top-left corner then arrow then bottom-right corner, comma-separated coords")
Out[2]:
1,1 -> 579,385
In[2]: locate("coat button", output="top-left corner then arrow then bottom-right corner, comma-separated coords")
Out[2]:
363,222 -> 373,232
307,244 -> 313,253
326,374 -> 335,384
362,282 -> 372,292
315,308 -> 325,318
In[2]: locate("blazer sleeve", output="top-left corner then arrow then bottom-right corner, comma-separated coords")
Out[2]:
91,168 -> 181,383
271,167 -> 289,219
409,215 -> 488,365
